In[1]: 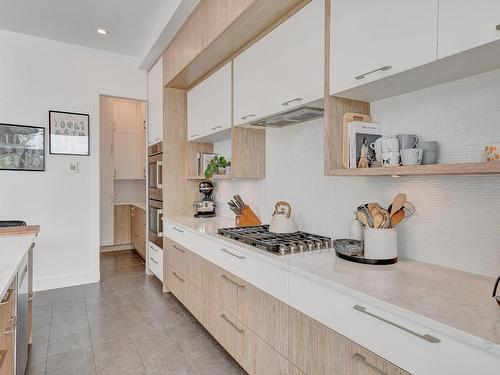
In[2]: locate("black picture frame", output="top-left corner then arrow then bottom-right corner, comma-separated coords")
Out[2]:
0,123 -> 46,172
49,110 -> 90,156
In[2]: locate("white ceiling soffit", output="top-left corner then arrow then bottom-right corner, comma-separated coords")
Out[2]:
138,0 -> 200,70
0,0 -> 175,57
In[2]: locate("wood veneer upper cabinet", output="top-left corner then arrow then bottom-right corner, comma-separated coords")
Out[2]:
164,8 -> 204,85
113,205 -> 131,245
201,0 -> 255,47
438,0 -> 500,59
330,0 -> 438,95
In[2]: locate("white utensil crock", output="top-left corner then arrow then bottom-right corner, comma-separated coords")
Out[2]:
363,228 -> 398,260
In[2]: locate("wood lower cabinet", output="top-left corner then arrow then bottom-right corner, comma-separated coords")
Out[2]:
113,205 -> 131,245
131,206 -> 146,258
184,281 -> 207,326
255,337 -> 303,375
205,262 -> 240,317
164,238 -> 187,275
0,280 -> 16,375
165,263 -> 186,304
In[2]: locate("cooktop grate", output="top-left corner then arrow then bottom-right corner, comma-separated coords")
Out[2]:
217,225 -> 331,255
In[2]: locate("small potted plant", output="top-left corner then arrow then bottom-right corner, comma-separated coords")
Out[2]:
204,156 -> 230,180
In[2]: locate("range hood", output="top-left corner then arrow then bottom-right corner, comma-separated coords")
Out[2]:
248,105 -> 324,128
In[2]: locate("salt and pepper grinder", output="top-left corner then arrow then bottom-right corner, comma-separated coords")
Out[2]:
349,218 -> 364,241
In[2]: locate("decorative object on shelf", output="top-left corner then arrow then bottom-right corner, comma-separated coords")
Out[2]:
348,121 -> 382,168
333,239 -> 363,256
401,148 -> 423,165
204,155 -> 229,179
342,112 -> 372,168
493,275 -> 500,306
417,140 -> 438,164
0,123 -> 45,171
382,151 -> 401,167
370,137 -> 383,162
193,181 -> 216,218
49,110 -> 90,155
269,201 -> 297,234
485,143 -> 500,162
396,134 -> 419,149
227,194 -> 261,227
197,152 -> 219,176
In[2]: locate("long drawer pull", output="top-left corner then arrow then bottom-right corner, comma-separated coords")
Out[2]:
149,246 -> 159,252
221,248 -> 246,260
172,227 -> 184,233
0,289 -> 13,306
355,65 -> 392,80
496,24 -> 500,31
149,257 -> 158,264
281,97 -> 303,106
221,274 -> 245,289
221,314 -> 245,334
172,245 -> 185,253
241,114 -> 256,120
3,316 -> 16,335
353,305 -> 440,343
353,353 -> 386,375
211,125 -> 223,131
172,271 -> 184,282
28,291 -> 36,302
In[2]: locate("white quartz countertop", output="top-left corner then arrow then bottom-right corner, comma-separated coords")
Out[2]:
114,201 -> 146,211
165,216 -> 500,354
0,234 -> 36,298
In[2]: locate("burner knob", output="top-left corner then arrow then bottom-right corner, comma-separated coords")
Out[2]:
289,244 -> 297,254
314,241 -> 322,250
298,243 -> 306,252
323,240 -> 332,249
279,244 -> 288,255
306,241 -> 314,251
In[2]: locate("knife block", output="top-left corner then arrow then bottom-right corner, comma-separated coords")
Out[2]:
235,206 -> 262,227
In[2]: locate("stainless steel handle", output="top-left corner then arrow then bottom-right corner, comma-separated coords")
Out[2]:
172,271 -> 184,282
241,114 -> 256,120
355,65 -> 392,80
19,264 -> 28,284
172,245 -> 185,253
0,289 -> 13,306
221,274 -> 245,288
190,134 -> 200,138
220,314 -> 245,334
211,125 -> 223,131
221,248 -> 246,259
281,97 -> 303,106
131,207 -> 136,216
156,161 -> 163,188
149,246 -> 159,252
353,305 -> 441,343
353,353 -> 386,375
496,24 -> 500,31
172,227 -> 184,233
3,316 -> 16,335
28,291 -> 36,302
149,257 -> 158,264
157,209 -> 163,237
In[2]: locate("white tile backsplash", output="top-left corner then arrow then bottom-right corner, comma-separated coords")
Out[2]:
215,69 -> 500,278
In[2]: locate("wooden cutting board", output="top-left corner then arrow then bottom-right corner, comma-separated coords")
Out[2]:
342,112 -> 372,169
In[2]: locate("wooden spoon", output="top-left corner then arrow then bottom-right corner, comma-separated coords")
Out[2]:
390,193 -> 407,217
373,213 -> 385,229
357,211 -> 369,227
390,209 -> 405,228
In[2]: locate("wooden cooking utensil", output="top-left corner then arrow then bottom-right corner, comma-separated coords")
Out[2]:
390,193 -> 407,217
373,213 -> 384,229
390,209 -> 405,228
357,211 -> 369,227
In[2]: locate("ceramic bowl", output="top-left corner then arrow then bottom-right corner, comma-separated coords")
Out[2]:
333,239 -> 363,256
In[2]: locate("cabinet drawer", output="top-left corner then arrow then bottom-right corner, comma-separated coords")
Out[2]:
207,299 -> 256,374
165,263 -> 185,303
345,340 -> 410,375
255,336 -> 302,375
238,278 -> 288,356
185,281 -> 207,326
164,238 -> 186,275
185,249 -> 205,289
205,262 -> 240,317
148,243 -> 163,281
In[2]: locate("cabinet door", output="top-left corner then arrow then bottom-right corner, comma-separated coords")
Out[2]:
113,132 -> 138,179
164,239 -> 186,275
131,206 -> 138,250
0,281 -> 15,375
113,205 -> 131,245
238,279 -> 288,356
187,62 -> 232,141
136,103 -> 146,179
147,56 -> 163,145
184,281 -> 207,326
205,262 -> 240,317
330,0 -> 438,94
165,263 -> 186,303
233,0 -> 324,126
185,249 -> 205,288
438,0 -> 500,58
255,336 -> 303,375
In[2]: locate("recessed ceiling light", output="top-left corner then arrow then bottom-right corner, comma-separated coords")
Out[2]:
97,28 -> 107,35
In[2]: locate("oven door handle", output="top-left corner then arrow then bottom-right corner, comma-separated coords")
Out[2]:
157,209 -> 163,237
156,161 -> 163,188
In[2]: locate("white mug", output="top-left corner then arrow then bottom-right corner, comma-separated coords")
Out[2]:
381,137 -> 399,153
382,151 -> 401,167
401,148 -> 423,165
369,138 -> 383,162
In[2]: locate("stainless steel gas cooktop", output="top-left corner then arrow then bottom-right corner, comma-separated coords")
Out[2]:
217,225 -> 332,255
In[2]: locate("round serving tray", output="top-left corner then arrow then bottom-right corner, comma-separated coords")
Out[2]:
335,250 -> 398,265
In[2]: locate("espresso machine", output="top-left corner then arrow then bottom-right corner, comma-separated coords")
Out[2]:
193,181 -> 216,218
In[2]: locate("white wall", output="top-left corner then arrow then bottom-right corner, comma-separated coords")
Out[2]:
215,69 -> 500,278
0,30 -> 147,290
114,180 -> 147,203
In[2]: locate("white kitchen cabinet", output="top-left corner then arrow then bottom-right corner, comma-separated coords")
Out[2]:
233,0 -> 324,126
147,56 -> 163,145
330,0 -> 438,96
187,62 -> 232,142
438,0 -> 500,59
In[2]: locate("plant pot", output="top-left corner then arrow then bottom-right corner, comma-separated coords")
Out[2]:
218,167 -> 226,174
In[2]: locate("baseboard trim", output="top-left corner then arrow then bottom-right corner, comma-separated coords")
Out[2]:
35,272 -> 98,292
100,244 -> 133,253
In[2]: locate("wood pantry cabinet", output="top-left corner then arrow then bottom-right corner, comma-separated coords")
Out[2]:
113,204 -> 146,257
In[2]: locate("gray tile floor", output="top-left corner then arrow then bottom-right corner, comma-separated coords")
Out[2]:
28,250 -> 245,375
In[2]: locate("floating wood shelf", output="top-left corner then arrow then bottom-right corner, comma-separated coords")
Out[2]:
187,174 -> 234,180
329,162 -> 500,176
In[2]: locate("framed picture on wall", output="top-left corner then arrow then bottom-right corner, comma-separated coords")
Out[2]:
49,110 -> 90,155
0,123 -> 45,171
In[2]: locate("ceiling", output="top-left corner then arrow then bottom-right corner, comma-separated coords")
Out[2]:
0,0 -> 177,57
